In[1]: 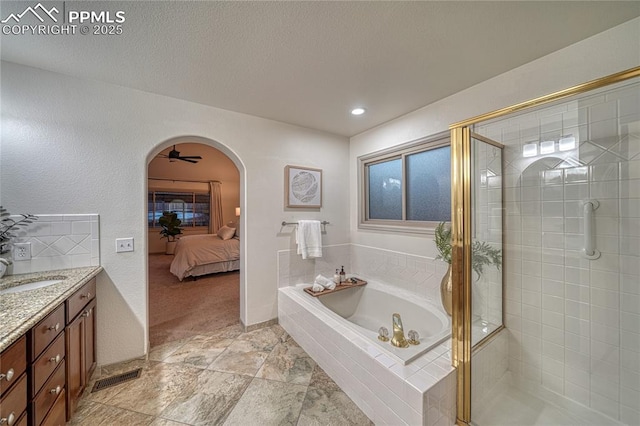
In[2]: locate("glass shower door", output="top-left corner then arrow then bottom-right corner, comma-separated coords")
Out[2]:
470,134 -> 504,346
469,134 -> 505,423
462,73 -> 640,426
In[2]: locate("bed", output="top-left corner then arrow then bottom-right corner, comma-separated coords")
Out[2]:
169,232 -> 240,281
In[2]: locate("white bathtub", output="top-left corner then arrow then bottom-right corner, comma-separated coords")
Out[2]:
313,282 -> 451,365
278,279 -> 456,425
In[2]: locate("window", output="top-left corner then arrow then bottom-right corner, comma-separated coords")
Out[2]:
148,191 -> 210,228
359,133 -> 450,233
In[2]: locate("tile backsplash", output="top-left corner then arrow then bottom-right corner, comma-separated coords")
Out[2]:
7,214 -> 100,275
277,243 -> 448,305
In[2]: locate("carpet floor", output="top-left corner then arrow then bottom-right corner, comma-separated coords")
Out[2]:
148,253 -> 240,347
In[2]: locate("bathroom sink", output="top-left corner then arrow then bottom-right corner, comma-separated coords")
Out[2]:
0,278 -> 65,294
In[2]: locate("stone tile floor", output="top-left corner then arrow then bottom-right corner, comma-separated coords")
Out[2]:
69,323 -> 373,425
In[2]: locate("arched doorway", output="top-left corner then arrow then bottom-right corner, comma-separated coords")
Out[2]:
145,136 -> 246,348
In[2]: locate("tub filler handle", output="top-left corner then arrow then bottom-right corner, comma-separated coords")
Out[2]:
378,327 -> 389,342
390,313 -> 409,348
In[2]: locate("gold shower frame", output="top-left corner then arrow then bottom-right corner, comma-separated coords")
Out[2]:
448,66 -> 640,426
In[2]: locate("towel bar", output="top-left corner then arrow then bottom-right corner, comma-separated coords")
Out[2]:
281,221 -> 330,226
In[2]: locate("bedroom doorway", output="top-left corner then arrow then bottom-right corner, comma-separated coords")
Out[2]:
146,138 -> 243,348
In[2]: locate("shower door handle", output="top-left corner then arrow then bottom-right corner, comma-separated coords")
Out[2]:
583,199 -> 600,260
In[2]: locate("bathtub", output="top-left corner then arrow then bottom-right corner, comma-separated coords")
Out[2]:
278,278 -> 456,425
313,282 -> 450,365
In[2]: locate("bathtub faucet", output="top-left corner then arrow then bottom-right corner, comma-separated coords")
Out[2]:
390,313 -> 409,348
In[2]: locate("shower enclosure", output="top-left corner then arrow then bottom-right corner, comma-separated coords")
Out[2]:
451,67 -> 640,425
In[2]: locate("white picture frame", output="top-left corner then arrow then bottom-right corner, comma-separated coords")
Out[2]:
285,165 -> 322,208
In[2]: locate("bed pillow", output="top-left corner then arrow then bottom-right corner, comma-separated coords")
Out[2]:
217,225 -> 236,240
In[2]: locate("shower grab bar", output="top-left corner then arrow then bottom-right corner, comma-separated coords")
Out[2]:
583,199 -> 601,260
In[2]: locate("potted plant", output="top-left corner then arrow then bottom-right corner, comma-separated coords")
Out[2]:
158,211 -> 182,254
434,222 -> 502,316
0,206 -> 38,277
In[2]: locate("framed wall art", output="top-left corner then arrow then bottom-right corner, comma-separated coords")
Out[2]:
285,165 -> 322,208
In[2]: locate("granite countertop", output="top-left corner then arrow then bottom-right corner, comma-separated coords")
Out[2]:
0,266 -> 103,352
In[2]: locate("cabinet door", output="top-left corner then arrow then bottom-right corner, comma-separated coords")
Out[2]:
65,315 -> 83,419
65,299 -> 96,420
84,300 -> 96,380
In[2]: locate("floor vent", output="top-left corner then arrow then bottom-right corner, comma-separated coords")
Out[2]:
91,368 -> 142,392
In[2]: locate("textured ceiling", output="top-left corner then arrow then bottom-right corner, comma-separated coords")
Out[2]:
1,1 -> 639,136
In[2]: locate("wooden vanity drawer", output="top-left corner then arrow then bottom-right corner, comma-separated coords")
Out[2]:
0,373 -> 27,426
41,388 -> 66,426
30,305 -> 65,361
32,331 -> 65,396
14,412 -> 27,426
66,279 -> 96,323
33,361 -> 65,426
0,335 -> 26,396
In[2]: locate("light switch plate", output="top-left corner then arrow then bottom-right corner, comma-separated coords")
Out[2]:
13,242 -> 31,261
115,237 -> 134,253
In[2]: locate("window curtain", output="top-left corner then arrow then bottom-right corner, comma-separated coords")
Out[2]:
209,181 -> 223,233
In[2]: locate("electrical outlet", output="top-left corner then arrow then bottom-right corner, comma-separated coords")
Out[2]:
13,242 -> 32,261
115,237 -> 134,253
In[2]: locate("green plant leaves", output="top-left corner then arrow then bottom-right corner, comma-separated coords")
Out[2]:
434,221 -> 502,278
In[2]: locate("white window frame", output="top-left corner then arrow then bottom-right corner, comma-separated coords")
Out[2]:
358,131 -> 450,234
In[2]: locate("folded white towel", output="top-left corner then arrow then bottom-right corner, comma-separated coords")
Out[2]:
314,274 -> 335,290
296,220 -> 322,260
312,283 -> 324,292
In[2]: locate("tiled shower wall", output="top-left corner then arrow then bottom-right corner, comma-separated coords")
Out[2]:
7,214 -> 100,275
476,80 -> 640,424
276,243 -> 449,307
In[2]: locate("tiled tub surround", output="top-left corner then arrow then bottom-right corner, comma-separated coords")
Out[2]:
277,244 -> 454,424
474,80 -> 640,424
277,244 -> 449,304
277,244 -> 351,288
279,285 -> 456,425
350,244 -> 449,304
0,266 -> 103,351
6,214 -> 100,275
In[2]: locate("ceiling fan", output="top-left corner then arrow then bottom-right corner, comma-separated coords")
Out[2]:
158,145 -> 202,164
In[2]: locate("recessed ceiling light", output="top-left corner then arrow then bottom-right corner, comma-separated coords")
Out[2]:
351,108 -> 366,116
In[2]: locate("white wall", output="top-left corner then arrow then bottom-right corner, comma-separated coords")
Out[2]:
0,63 -> 350,365
349,17 -> 640,257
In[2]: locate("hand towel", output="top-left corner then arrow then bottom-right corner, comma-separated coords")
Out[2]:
296,220 -> 322,260
314,274 -> 335,290
312,283 -> 324,292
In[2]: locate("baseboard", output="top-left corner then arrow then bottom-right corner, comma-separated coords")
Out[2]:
241,317 -> 278,332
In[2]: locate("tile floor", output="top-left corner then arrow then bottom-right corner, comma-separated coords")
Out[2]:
69,323 -> 373,425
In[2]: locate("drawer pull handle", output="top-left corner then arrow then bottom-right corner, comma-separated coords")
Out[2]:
82,310 -> 90,317
0,412 -> 15,426
50,385 -> 62,395
0,368 -> 14,382
81,292 -> 92,299
48,323 -> 60,332
49,354 -> 61,364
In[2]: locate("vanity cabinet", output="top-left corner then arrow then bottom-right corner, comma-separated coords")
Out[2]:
0,276 -> 97,426
64,279 -> 96,420
0,335 -> 28,426
28,305 -> 66,426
